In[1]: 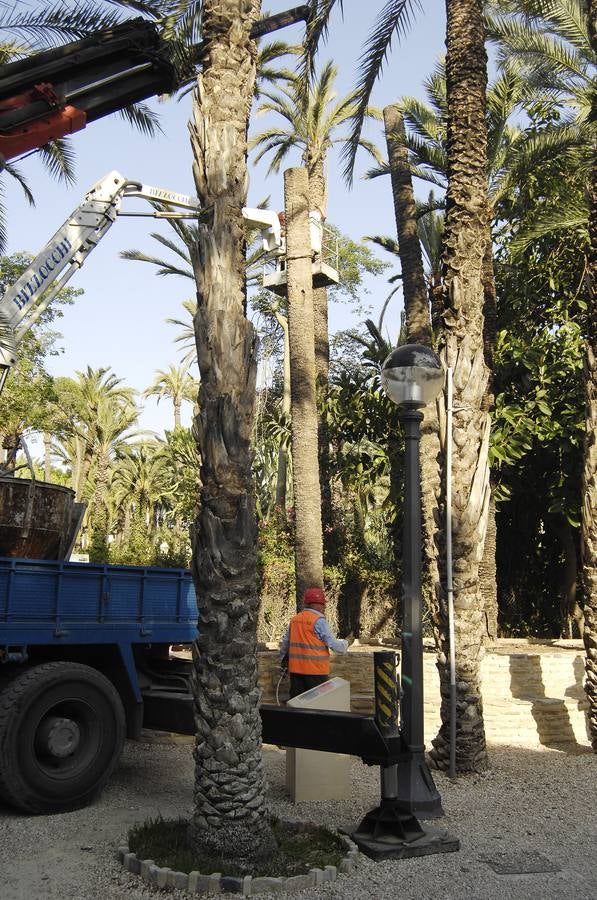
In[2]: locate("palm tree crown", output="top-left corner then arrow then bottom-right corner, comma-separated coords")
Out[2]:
143,363 -> 198,429
250,61 -> 382,215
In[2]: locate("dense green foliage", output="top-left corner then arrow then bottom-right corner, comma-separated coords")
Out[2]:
1,0 -> 593,641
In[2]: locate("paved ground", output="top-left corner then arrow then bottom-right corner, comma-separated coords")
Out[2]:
0,732 -> 596,899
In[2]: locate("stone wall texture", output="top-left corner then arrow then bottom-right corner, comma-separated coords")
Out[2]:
258,640 -> 591,750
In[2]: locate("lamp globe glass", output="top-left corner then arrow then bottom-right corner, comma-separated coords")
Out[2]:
381,344 -> 444,407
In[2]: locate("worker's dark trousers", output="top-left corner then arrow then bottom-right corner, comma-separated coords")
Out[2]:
289,672 -> 329,699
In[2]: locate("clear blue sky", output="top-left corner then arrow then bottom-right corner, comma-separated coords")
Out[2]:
4,1 -> 446,439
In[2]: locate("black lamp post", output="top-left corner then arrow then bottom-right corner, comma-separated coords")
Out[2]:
381,344 -> 445,819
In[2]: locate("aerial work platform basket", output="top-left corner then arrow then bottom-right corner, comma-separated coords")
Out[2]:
262,213 -> 340,296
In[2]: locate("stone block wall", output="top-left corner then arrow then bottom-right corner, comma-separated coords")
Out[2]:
258,642 -> 591,750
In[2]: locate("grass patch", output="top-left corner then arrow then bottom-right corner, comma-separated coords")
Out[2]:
128,815 -> 347,878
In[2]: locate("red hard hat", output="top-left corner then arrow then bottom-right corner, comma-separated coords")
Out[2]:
304,587 -> 325,607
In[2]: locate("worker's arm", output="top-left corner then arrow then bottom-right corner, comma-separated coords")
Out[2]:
314,618 -> 349,654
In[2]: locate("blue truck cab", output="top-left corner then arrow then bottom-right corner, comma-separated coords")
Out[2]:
0,555 -> 199,814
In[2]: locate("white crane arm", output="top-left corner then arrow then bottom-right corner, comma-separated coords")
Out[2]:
0,171 -> 130,373
0,170 -> 284,393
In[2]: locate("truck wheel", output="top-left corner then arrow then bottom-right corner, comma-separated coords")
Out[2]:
0,661 -> 125,814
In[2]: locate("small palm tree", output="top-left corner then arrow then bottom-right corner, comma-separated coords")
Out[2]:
51,366 -> 137,501
143,363 -> 198,429
86,393 -> 143,559
111,441 -> 172,545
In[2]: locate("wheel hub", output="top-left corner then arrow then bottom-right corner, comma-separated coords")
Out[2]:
37,715 -> 81,758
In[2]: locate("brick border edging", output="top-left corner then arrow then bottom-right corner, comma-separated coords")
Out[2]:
118,825 -> 360,895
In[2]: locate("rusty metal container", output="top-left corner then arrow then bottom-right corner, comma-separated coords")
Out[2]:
0,477 -> 82,560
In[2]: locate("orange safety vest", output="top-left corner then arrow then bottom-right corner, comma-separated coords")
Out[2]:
288,609 -> 330,675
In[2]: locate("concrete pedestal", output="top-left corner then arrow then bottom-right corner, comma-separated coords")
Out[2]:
285,677 -> 351,802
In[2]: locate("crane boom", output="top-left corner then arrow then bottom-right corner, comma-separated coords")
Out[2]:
0,7 -> 310,163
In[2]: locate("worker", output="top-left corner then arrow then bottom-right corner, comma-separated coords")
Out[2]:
280,587 -> 349,699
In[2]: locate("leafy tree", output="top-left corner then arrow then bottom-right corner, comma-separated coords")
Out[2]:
0,252 -> 80,467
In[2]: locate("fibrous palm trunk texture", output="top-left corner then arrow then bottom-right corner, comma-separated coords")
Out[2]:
430,0 -> 490,773
188,0 -> 276,863
273,306 -> 291,509
284,166 -> 324,606
383,103 -> 442,635
307,158 -> 334,563
480,225 -> 499,641
582,0 -> 597,751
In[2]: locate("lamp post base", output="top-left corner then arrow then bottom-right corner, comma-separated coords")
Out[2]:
396,748 -> 445,819
349,802 -> 460,860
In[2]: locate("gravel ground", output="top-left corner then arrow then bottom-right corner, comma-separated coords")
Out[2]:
1,735 -> 596,900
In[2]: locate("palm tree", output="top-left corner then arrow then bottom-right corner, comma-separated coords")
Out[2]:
380,67 -> 534,645
283,165 -> 325,603
251,63 -> 381,557
305,0 -> 492,772
50,366 -> 137,495
143,363 -> 198,429
583,0 -> 597,750
111,440 -> 172,545
183,0 -> 277,864
86,393 -> 142,560
251,62 -> 381,218
49,366 -> 141,556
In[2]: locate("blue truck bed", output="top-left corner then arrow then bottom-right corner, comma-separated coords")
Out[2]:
0,556 -> 199,647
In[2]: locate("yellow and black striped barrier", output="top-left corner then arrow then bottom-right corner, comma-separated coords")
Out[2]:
373,650 -> 400,736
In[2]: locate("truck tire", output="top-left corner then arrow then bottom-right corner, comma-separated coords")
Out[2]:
0,661 -> 125,814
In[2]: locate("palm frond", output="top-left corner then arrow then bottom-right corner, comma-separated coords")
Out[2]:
119,248 -> 192,279
301,0 -> 344,83
364,234 -> 400,255
0,2 -> 123,47
340,0 -> 422,185
36,138 -> 77,185
117,103 -> 163,137
1,162 -> 35,206
510,197 -> 589,253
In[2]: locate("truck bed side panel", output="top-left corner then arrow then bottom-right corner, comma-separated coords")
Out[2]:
0,557 -> 198,646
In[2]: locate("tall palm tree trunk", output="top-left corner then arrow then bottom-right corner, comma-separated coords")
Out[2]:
273,307 -> 291,509
430,0 -> 490,773
308,159 -> 335,562
480,226 -> 499,642
284,166 -> 324,606
582,0 -> 597,751
188,0 -> 276,863
383,105 -> 431,345
383,104 -> 442,629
